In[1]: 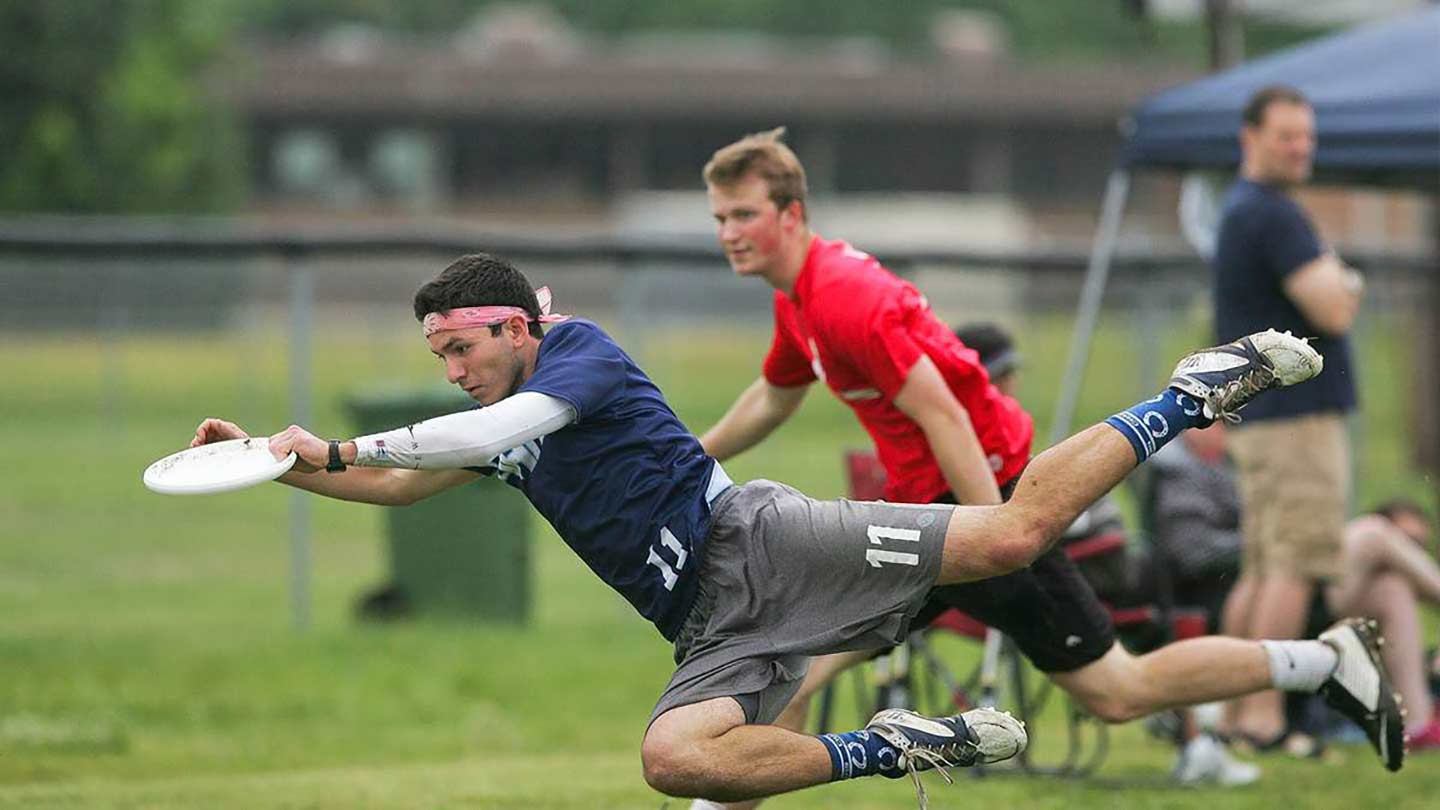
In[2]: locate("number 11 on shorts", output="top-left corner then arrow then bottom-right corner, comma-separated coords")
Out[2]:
866,525 -> 920,568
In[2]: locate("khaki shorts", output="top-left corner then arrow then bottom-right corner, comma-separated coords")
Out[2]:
1228,412 -> 1350,581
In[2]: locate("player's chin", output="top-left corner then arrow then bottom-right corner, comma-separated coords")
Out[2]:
472,387 -> 511,406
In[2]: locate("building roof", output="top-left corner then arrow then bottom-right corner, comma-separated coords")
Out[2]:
218,35 -> 1197,125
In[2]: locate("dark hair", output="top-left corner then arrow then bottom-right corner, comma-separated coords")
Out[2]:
1372,497 -> 1431,526
413,253 -> 544,338
954,321 -> 1019,380
1242,85 -> 1310,129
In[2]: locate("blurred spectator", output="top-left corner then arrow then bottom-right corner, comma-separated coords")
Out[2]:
1130,423 -> 1258,784
1327,500 -> 1440,750
1214,85 -> 1365,746
1136,423 -> 1242,632
954,321 -> 1020,398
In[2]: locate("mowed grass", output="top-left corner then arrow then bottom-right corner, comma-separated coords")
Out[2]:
1,315 -> 1436,809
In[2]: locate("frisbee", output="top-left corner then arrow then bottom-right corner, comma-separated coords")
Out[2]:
143,437 -> 296,495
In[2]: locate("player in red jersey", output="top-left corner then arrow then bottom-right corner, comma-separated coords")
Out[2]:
688,130 -> 1401,808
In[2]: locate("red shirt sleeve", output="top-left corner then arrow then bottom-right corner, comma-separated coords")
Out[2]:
762,291 -> 818,387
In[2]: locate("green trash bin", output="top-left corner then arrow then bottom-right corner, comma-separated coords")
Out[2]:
346,387 -> 530,624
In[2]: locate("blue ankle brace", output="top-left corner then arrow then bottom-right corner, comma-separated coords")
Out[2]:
818,730 -> 904,780
1104,388 -> 1210,463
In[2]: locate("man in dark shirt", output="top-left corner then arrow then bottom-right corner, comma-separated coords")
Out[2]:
1213,85 -> 1367,749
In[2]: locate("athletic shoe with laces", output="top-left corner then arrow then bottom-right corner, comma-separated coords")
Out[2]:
1319,618 -> 1407,771
1168,329 -> 1323,423
864,707 -> 1026,809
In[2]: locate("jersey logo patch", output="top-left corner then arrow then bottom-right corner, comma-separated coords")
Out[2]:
491,437 -> 543,484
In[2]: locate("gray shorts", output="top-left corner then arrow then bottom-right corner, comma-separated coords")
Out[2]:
650,479 -> 952,726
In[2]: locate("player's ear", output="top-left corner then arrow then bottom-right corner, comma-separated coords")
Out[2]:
781,198 -> 805,227
506,315 -> 528,343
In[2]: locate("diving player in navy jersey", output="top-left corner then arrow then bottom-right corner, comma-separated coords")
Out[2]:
188,252 -> 1402,807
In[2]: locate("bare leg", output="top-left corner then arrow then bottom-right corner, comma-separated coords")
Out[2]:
938,424 -> 1138,584
643,697 -> 831,801
698,651 -> 874,810
1230,573 -> 1313,741
1330,516 -> 1440,609
1221,573 -> 1261,639
1331,572 -> 1433,729
1051,641 -> 1272,723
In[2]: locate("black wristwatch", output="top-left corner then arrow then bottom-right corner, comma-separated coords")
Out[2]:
326,440 -> 346,473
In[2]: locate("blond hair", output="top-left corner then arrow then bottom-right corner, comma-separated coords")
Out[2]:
703,127 -> 808,218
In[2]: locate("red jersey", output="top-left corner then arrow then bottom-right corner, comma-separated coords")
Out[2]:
762,236 -> 1034,504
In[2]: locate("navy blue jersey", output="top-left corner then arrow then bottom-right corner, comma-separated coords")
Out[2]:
467,319 -> 728,640
1213,178 -> 1356,420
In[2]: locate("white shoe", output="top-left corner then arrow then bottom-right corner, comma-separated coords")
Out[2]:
865,707 -> 1026,809
1173,734 -> 1261,786
1169,329 -> 1322,422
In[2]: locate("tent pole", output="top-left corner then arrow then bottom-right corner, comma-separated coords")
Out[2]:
1048,169 -> 1131,445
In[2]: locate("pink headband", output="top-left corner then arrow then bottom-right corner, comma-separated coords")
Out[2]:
422,286 -> 570,337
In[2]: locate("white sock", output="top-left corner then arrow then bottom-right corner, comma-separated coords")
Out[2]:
1261,640 -> 1339,692
689,802 -> 728,810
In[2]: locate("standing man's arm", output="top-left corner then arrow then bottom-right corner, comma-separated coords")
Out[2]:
699,376 -> 809,462
892,355 -> 1003,506
1283,250 -> 1364,337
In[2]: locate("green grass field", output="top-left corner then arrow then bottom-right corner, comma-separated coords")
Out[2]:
2,317 -> 1436,809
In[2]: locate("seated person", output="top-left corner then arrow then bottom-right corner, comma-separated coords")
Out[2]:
1327,500 -> 1440,750
1130,422 -> 1243,633
1124,422 -> 1258,784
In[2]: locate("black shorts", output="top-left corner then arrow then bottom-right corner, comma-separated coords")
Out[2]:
912,485 -> 1116,673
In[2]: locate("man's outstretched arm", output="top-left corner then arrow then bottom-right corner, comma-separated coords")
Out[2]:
190,391 -> 574,506
700,376 -> 808,462
191,417 -> 479,506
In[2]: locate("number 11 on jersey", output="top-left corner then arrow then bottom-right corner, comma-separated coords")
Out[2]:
646,527 -> 689,590
866,524 -> 920,568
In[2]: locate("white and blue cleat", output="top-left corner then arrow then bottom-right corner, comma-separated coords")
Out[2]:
865,707 -> 1026,808
1169,328 -> 1323,423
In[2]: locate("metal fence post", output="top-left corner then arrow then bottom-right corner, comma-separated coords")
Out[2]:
287,250 -> 313,631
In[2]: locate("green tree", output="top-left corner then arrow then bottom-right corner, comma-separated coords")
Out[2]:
0,0 -> 244,213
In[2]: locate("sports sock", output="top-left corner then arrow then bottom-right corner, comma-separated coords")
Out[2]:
689,801 -> 728,810
1261,639 -> 1339,692
1104,389 -> 1211,463
817,730 -> 905,780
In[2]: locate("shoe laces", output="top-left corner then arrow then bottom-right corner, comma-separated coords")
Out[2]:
1203,364 -> 1276,424
881,732 -> 977,810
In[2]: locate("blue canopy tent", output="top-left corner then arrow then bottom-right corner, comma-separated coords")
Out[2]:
1050,6 -> 1440,442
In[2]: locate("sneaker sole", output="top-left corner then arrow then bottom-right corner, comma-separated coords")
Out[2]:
961,708 -> 1027,764
1246,329 -> 1323,386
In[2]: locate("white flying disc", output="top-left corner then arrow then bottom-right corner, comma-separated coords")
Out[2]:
143,437 -> 297,495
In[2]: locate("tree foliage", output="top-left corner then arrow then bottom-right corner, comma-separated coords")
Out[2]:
0,1 -> 244,213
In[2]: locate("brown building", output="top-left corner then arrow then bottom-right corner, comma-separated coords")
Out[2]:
215,12 -> 1198,244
